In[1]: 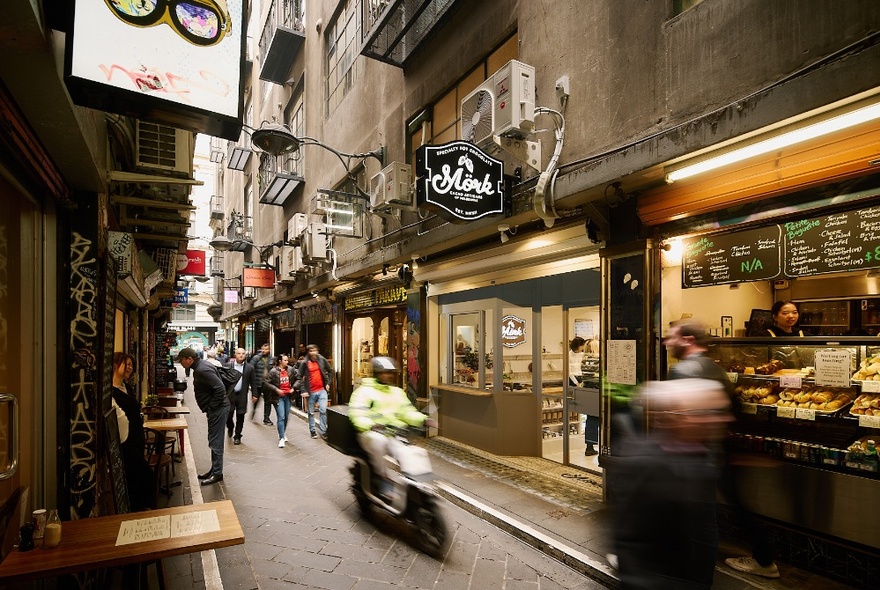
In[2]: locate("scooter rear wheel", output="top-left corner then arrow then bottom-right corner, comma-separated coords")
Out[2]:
412,495 -> 449,559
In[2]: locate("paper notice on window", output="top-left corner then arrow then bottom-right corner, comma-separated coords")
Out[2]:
171,509 -> 220,538
814,350 -> 852,388
607,340 -> 637,385
115,516 -> 171,546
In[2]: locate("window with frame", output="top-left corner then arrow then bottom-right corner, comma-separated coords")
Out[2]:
172,305 -> 196,322
326,0 -> 364,115
407,35 -> 518,165
283,91 -> 305,178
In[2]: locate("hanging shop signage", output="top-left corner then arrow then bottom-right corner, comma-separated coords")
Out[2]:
783,206 -> 880,277
178,249 -> 207,276
500,315 -> 527,348
172,286 -> 188,304
415,141 -> 504,223
301,301 -> 333,324
682,204 -> 880,288
224,288 -> 239,303
243,267 -> 276,288
65,0 -> 245,139
344,285 -> 408,311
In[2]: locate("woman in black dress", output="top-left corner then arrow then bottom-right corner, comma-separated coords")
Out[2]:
111,352 -> 155,510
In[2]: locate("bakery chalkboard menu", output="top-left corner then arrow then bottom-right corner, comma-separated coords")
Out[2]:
783,205 -> 880,277
682,225 -> 782,288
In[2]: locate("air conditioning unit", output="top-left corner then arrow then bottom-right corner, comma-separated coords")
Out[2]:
135,120 -> 193,175
370,162 -> 413,213
278,246 -> 303,283
301,222 -> 327,264
287,212 -> 309,240
460,60 -> 536,148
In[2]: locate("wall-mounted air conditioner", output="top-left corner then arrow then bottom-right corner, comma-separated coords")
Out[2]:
278,246 -> 303,283
287,212 -> 309,240
460,60 -> 536,149
135,120 -> 193,175
301,222 -> 327,264
370,162 -> 413,214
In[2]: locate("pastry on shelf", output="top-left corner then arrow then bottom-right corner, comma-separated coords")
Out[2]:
852,356 -> 880,381
850,393 -> 880,416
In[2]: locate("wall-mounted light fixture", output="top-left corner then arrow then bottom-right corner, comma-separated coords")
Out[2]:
666,97 -> 880,183
498,223 -> 510,243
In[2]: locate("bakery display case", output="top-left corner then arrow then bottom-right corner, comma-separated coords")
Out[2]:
697,336 -> 880,550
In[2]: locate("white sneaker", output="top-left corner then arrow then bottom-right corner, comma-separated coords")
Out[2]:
278,439 -> 285,448
283,436 -> 288,442
725,556 -> 780,579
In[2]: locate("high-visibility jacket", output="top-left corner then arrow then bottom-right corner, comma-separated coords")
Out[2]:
349,378 -> 425,432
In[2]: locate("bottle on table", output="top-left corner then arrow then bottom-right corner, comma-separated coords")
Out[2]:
43,509 -> 62,549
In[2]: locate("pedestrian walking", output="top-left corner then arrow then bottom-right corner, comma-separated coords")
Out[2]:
265,354 -> 294,447
297,344 -> 332,439
665,319 -> 780,579
177,347 -> 230,485
249,342 -> 275,425
225,347 -> 255,445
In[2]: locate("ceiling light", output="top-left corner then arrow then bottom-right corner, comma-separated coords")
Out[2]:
666,99 -> 880,183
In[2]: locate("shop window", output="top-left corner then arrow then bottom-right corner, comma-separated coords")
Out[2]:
326,0 -> 364,115
451,312 -> 482,388
351,317 -> 373,387
406,34 -> 518,166
172,305 -> 196,322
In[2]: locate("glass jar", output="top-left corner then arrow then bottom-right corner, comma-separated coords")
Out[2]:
42,509 -> 62,549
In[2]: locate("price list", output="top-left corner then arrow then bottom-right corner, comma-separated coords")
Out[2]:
783,205 -> 880,277
682,225 -> 782,288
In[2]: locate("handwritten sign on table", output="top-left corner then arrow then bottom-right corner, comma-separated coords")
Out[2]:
115,510 -> 219,546
814,349 -> 853,388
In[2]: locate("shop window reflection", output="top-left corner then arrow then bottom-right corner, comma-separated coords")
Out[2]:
452,312 -> 481,388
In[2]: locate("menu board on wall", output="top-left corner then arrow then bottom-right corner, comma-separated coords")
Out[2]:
783,206 -> 880,277
682,226 -> 782,288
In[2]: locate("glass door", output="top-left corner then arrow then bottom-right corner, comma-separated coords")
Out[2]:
566,306 -> 602,471
540,306 -> 568,462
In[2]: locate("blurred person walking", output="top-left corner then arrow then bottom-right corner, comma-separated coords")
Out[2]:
611,379 -> 733,589
665,318 -> 779,579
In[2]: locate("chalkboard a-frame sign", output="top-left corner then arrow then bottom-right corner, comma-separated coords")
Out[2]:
104,407 -> 131,514
415,141 -> 505,223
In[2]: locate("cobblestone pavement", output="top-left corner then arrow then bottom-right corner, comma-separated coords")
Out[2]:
183,393 -> 609,590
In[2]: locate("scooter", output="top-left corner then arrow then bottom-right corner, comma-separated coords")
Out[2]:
348,425 -> 450,558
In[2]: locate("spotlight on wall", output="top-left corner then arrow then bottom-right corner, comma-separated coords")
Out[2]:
382,264 -> 389,276
410,254 -> 420,270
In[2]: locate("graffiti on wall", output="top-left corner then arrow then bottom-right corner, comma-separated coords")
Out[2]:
69,232 -> 99,519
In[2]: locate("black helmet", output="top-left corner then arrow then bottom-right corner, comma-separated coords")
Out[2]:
371,356 -> 400,373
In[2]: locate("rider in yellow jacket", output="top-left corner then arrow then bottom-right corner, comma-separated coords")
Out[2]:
349,357 -> 427,493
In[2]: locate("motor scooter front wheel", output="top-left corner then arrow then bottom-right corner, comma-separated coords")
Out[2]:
411,495 -> 450,558
350,462 -> 372,515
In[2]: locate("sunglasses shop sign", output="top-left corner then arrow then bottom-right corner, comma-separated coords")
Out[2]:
66,0 -> 244,139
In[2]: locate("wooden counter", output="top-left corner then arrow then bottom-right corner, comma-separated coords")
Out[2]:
0,500 -> 243,584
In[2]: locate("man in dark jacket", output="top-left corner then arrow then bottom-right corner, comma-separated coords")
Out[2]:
178,347 -> 229,485
250,342 -> 275,425
296,344 -> 333,439
225,347 -> 255,445
664,319 -> 779,579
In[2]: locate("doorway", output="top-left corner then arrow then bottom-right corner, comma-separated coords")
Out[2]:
539,305 -> 602,473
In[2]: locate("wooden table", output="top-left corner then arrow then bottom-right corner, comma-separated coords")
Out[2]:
0,500 -> 243,585
144,417 -> 188,457
164,406 -> 190,416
